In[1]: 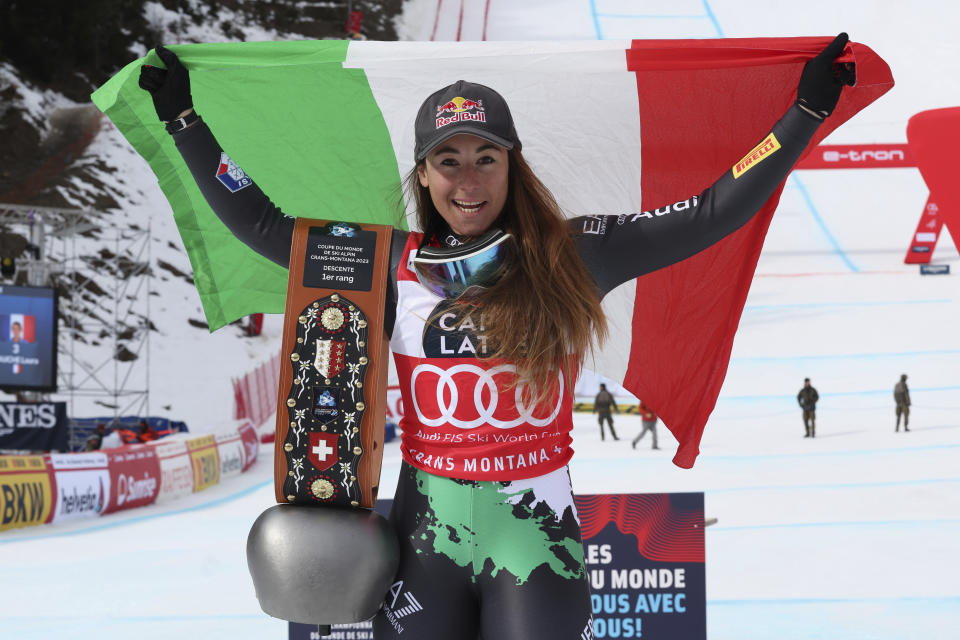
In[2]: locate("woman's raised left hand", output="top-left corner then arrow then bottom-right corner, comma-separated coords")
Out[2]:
796,32 -> 857,120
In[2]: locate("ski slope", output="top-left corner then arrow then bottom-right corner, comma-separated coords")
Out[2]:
2,1 -> 959,639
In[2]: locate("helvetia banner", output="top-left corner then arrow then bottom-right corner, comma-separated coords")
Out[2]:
93,39 -> 892,468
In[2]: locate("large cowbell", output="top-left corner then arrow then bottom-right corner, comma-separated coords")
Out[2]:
246,219 -> 395,628
247,504 -> 398,624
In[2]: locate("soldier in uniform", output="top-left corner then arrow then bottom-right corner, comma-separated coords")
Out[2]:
797,377 -> 819,438
593,383 -> 620,441
894,373 -> 911,432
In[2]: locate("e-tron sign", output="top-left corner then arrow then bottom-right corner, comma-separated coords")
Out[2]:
796,144 -> 914,169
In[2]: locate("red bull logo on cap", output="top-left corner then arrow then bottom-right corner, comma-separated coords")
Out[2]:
435,96 -> 486,129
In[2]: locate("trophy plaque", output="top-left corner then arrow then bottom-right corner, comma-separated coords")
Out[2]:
274,219 -> 391,509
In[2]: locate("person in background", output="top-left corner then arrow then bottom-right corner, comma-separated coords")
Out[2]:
593,383 -> 619,441
632,401 -> 659,450
100,426 -> 124,449
797,377 -> 819,438
137,419 -> 158,442
85,423 -> 107,451
244,312 -> 264,337
894,373 -> 911,432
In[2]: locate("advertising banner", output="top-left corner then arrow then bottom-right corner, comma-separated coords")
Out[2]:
795,143 -> 914,169
49,452 -> 110,523
904,195 -> 945,264
216,434 -> 246,480
154,439 -> 194,503
384,385 -> 404,424
102,444 -> 161,514
0,402 -> 68,452
237,421 -> 259,472
289,621 -> 372,640
577,493 -> 705,639
289,492 -> 705,640
920,264 -> 950,275
188,434 -> 220,493
0,454 -> 53,531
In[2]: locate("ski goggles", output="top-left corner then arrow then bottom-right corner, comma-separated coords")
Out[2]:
413,229 -> 514,299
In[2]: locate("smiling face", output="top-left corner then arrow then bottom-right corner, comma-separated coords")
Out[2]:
417,133 -> 509,238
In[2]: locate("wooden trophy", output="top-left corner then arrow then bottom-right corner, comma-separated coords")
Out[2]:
247,218 -> 397,629
274,218 -> 391,508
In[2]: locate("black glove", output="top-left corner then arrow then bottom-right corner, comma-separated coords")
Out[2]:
138,46 -> 193,122
796,33 -> 857,120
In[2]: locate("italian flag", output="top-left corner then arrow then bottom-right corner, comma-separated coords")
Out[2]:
93,38 -> 892,467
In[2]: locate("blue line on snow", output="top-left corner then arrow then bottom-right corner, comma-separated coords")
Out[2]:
745,299 -> 952,312
575,453 -> 960,473
701,0 -> 725,37
731,349 -> 960,362
0,478 -> 273,545
709,595 -> 960,606
719,385 -> 960,401
3,614 -> 267,622
595,13 -> 707,19
701,444 -> 960,462
706,477 -> 960,493
589,0 -> 724,38
589,0 -> 603,40
710,518 -> 960,532
791,173 -> 860,272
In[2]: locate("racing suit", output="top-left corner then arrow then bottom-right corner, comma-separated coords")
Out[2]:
170,103 -> 820,638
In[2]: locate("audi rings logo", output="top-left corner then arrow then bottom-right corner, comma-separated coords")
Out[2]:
410,363 -> 563,429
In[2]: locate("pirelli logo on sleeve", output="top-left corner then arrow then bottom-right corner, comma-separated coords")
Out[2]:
732,133 -> 781,179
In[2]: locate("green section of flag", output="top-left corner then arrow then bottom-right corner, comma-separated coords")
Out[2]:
92,40 -> 404,330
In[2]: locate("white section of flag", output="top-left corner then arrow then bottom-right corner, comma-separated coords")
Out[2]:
344,41 -> 644,382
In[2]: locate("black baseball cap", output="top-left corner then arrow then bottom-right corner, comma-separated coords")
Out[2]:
414,80 -> 522,161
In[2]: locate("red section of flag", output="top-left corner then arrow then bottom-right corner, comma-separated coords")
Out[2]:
623,37 -> 893,467
906,107 -> 960,257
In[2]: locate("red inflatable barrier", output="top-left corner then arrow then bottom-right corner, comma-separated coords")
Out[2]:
797,112 -> 960,265
906,107 -> 960,261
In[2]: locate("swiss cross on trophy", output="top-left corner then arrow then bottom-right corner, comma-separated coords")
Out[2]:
309,432 -> 339,472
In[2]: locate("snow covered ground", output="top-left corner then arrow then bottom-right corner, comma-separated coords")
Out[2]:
2,1 -> 959,639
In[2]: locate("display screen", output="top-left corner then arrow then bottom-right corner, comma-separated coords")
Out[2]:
0,285 -> 58,391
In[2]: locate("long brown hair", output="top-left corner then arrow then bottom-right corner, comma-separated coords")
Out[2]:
406,149 -> 608,402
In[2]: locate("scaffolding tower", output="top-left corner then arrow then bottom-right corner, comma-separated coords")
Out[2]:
0,203 -> 152,447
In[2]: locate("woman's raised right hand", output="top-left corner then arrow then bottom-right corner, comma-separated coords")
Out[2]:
138,46 -> 194,122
